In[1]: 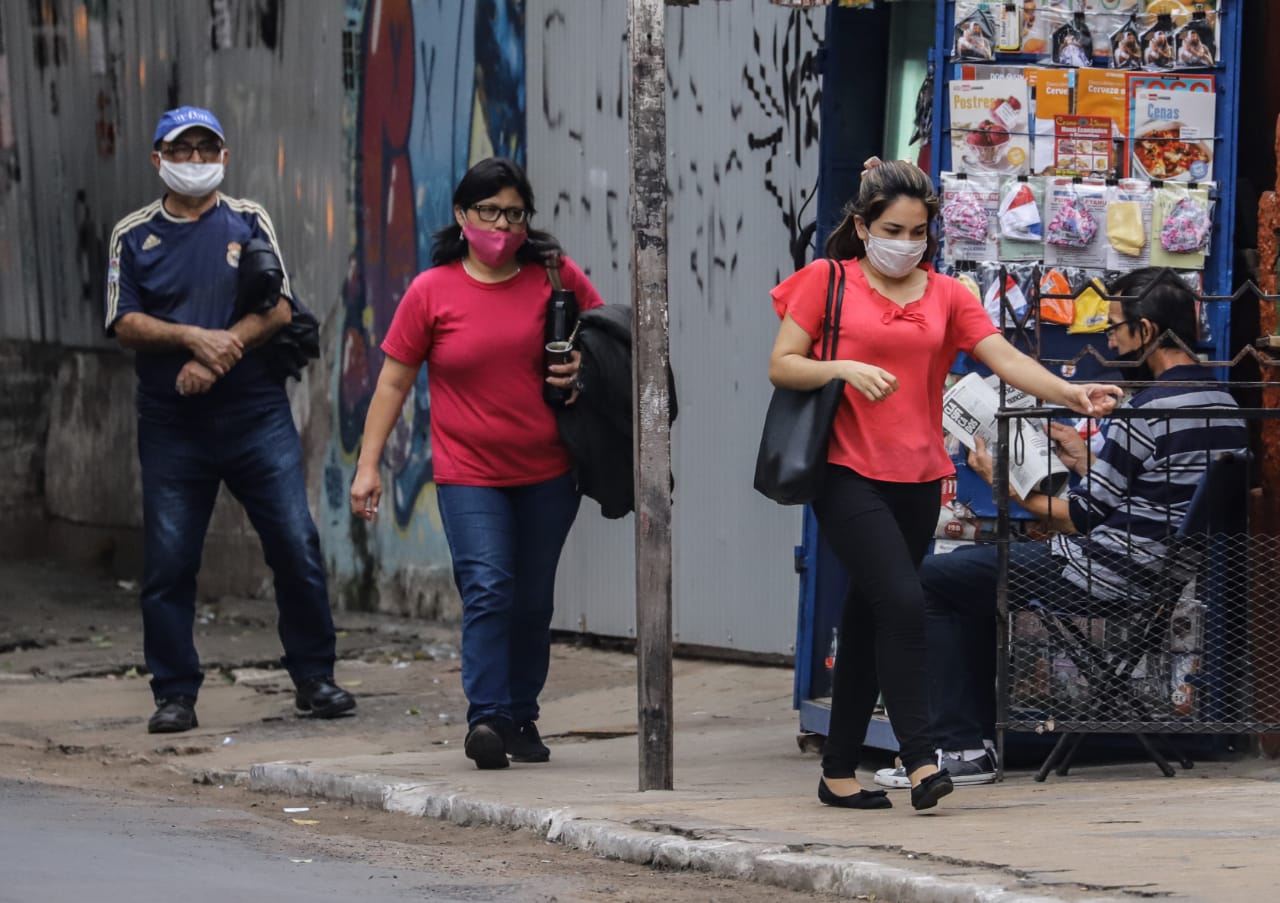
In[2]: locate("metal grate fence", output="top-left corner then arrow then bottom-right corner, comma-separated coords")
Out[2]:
982,273 -> 1280,777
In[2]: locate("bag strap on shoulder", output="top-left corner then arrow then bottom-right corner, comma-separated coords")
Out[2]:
545,253 -> 564,291
819,259 -> 846,362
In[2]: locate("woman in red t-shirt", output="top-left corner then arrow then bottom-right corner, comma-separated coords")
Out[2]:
769,160 -> 1120,812
350,158 -> 603,771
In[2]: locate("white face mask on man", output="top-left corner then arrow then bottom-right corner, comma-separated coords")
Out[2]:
862,233 -> 928,279
159,159 -> 225,197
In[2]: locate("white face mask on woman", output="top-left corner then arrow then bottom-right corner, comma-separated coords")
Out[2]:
862,234 -> 928,279
159,159 -> 225,198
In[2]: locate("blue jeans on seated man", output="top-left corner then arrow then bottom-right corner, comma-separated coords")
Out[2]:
436,472 -> 580,728
923,541 -> 1079,754
138,397 -> 337,702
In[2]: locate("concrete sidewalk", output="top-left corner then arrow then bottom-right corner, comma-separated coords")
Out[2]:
245,657 -> 1277,903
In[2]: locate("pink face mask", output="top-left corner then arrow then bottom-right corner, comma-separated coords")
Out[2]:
462,222 -> 527,268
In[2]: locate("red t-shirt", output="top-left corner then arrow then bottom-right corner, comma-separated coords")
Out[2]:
770,259 -> 997,483
382,257 -> 604,486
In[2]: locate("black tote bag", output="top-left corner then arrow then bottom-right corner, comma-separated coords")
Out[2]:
752,259 -> 846,505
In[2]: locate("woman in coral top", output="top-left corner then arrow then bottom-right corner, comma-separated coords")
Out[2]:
768,160 -> 1120,812
350,158 -> 603,771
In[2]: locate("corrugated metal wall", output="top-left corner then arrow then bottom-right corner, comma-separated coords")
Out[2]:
529,0 -> 824,655
0,0 -> 348,347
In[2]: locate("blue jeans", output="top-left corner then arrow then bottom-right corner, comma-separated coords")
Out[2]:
436,472 -> 580,727
137,398 -> 336,701
922,542 -> 1078,751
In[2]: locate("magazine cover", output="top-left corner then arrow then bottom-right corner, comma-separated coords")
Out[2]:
1127,74 -> 1216,181
949,78 -> 1031,176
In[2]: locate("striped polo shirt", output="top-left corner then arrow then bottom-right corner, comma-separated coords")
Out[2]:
1050,364 -> 1248,602
105,194 -> 292,409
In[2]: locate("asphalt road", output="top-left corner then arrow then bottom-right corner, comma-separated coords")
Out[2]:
0,779 -> 534,903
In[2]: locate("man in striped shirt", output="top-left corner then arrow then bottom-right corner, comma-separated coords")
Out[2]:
876,267 -> 1247,788
106,106 -> 354,734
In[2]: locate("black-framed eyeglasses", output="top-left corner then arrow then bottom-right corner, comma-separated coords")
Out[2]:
161,140 -> 225,162
470,204 -> 529,225
1104,320 -> 1135,338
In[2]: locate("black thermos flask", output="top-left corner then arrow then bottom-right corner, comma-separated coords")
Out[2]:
542,286 -> 579,405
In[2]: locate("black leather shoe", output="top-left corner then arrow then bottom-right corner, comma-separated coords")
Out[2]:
911,769 -> 954,811
464,720 -> 510,770
817,778 -> 892,810
295,678 -> 357,718
508,721 -> 551,763
148,696 -> 198,734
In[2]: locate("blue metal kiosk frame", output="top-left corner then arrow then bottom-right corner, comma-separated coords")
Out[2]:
795,0 -> 1244,751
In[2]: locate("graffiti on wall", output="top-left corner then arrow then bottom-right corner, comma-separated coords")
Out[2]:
324,0 -> 527,583
532,4 -> 822,311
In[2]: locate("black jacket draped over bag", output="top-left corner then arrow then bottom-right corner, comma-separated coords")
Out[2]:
234,237 -> 321,383
554,304 -> 677,519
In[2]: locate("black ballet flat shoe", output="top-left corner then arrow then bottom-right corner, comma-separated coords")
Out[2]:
911,770 -> 954,811
818,778 -> 892,810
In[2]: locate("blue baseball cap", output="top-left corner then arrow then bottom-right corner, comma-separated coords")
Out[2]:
153,106 -> 225,146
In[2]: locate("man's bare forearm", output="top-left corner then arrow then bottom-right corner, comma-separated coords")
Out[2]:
230,297 -> 292,351
113,312 -> 197,353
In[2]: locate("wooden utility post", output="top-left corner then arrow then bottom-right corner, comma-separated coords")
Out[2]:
628,0 -> 674,791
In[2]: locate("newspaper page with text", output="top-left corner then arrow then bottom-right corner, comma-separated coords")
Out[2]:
942,372 -> 1069,499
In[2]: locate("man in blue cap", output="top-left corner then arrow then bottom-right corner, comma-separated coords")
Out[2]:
105,106 -> 355,733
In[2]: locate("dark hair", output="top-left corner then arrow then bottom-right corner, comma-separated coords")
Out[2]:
430,157 -> 562,267
824,160 -> 940,262
1108,267 -> 1199,350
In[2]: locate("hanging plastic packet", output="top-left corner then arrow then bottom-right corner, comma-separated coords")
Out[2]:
1037,267 -> 1076,326
1140,14 -> 1177,70
979,262 -> 1037,328
1110,15 -> 1143,69
1159,194 -> 1211,253
995,2 -> 1023,52
941,172 -> 1001,265
997,177 -> 1044,242
1068,276 -> 1111,334
1052,13 -> 1094,68
954,2 -> 997,62
942,175 -> 992,244
1151,182 -> 1212,269
1174,10 -> 1216,69
1047,188 -> 1099,247
1105,178 -> 1154,269
954,268 -> 983,302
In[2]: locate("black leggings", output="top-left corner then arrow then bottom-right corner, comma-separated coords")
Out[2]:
811,464 -> 941,777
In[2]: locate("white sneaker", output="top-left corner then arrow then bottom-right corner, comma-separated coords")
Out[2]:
874,747 -> 999,789
873,765 -> 911,789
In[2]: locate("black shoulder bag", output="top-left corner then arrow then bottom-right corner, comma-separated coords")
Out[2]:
752,259 -> 846,505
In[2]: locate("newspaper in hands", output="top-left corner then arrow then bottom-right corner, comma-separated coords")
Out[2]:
942,372 -> 1069,500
